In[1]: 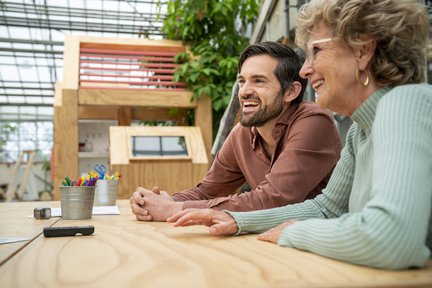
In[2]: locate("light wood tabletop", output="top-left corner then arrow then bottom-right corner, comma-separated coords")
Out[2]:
0,201 -> 60,265
0,200 -> 431,288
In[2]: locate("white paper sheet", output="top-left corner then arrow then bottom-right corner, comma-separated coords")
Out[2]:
28,206 -> 121,218
0,237 -> 30,245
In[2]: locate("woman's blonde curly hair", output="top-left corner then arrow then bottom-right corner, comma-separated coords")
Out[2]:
296,0 -> 430,86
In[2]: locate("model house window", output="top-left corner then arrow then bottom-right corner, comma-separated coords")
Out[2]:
110,126 -> 208,164
131,136 -> 187,157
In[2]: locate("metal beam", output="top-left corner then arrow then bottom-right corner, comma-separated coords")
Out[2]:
0,93 -> 54,99
0,86 -> 54,90
0,80 -> 55,85
0,2 -> 166,22
0,53 -> 63,60
0,47 -> 63,54
0,38 -> 63,46
1,18 -> 164,35
0,103 -> 54,107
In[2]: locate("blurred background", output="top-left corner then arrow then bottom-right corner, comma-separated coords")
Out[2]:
0,0 -> 431,201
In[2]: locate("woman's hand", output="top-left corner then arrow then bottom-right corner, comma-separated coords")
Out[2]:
167,208 -> 239,236
257,220 -> 298,244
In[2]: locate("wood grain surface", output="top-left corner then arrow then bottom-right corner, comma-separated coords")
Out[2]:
0,201 -> 60,265
0,200 -> 431,288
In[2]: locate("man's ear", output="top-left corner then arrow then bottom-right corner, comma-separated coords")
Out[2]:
283,81 -> 302,103
355,36 -> 376,70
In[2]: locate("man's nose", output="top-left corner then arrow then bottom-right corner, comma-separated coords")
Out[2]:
239,83 -> 254,97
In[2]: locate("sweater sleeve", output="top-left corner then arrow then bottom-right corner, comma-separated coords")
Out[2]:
277,85 -> 432,269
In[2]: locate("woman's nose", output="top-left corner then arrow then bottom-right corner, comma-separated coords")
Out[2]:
299,60 -> 313,79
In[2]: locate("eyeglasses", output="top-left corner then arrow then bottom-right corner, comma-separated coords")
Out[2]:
306,38 -> 333,65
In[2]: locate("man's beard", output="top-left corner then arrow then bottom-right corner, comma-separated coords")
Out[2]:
239,92 -> 284,127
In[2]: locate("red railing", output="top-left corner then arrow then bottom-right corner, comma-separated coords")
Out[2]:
79,48 -> 187,91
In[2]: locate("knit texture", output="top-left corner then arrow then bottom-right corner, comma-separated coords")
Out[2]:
229,84 -> 432,269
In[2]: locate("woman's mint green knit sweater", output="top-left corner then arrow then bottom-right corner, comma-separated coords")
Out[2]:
230,84 -> 432,269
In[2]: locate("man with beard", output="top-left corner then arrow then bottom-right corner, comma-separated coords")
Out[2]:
130,41 -> 342,221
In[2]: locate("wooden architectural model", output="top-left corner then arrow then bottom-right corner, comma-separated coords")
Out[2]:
53,35 -> 212,200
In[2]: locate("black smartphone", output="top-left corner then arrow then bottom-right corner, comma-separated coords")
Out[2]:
43,226 -> 95,237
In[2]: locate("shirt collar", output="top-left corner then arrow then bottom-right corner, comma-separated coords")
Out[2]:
351,87 -> 392,135
250,102 -> 299,149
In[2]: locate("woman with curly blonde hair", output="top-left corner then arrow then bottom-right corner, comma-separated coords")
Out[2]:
168,0 -> 432,270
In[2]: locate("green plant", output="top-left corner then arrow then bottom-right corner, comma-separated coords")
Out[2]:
160,0 -> 260,137
40,159 -> 54,194
41,159 -> 50,172
0,123 -> 16,146
0,123 -> 17,161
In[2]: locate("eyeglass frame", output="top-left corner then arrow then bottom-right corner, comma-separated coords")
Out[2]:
306,38 -> 333,65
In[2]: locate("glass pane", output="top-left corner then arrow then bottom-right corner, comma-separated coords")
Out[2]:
131,136 -> 187,157
161,136 -> 187,155
132,136 -> 160,156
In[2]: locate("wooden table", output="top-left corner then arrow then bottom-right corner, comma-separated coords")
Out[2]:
0,200 -> 431,288
0,201 -> 60,265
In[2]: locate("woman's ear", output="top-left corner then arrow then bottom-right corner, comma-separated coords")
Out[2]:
355,36 -> 376,70
283,81 -> 302,103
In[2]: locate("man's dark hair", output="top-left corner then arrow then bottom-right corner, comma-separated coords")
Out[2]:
238,41 -> 307,104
